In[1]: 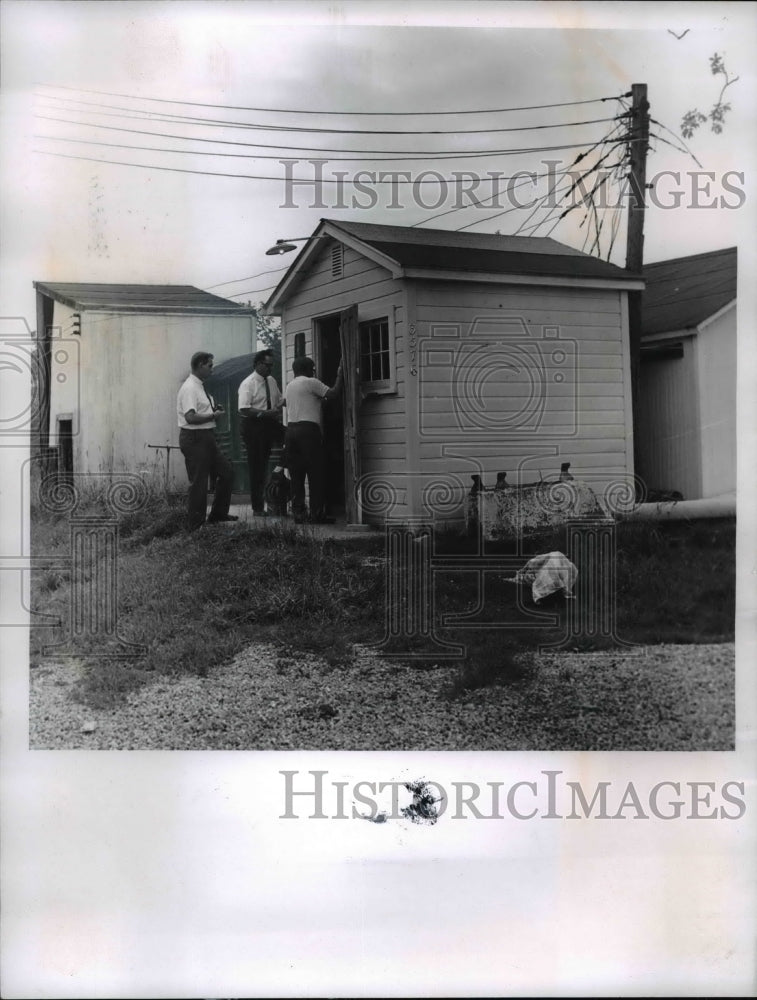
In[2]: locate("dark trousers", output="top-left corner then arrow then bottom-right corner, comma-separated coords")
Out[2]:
241,419 -> 275,513
179,428 -> 234,528
285,422 -> 325,519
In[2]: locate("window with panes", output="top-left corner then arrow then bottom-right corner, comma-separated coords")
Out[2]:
359,318 -> 390,383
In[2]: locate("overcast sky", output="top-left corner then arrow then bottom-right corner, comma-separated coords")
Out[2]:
1,1 -> 755,323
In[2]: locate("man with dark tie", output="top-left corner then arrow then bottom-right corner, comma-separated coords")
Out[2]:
176,351 -> 237,530
238,349 -> 284,516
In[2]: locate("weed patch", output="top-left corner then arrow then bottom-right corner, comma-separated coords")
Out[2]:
30,495 -> 735,708
73,661 -> 153,710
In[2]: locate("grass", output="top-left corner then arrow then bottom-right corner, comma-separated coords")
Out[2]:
29,484 -> 735,708
429,517 -> 735,695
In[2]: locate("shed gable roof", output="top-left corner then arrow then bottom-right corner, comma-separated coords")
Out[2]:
641,247 -> 737,336
34,282 -> 254,315
266,218 -> 642,311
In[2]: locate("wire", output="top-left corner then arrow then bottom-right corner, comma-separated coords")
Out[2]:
226,283 -> 279,298
205,268 -> 289,289
34,132 -> 627,164
412,107 -> 629,230
648,128 -> 704,167
450,126 -> 626,233
412,160 -> 580,229
34,100 -> 622,135
411,129 -> 620,228
650,118 -> 703,167
35,113 -> 625,159
37,83 -> 629,116
34,147 -> 629,184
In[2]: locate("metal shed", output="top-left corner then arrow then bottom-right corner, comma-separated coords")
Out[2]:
33,282 -> 256,489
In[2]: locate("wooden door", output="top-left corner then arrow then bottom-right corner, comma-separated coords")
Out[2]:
339,305 -> 360,523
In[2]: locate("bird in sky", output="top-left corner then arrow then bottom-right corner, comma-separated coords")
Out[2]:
667,28 -> 690,40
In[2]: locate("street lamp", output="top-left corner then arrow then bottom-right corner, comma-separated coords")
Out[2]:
265,234 -> 332,256
265,237 -> 307,256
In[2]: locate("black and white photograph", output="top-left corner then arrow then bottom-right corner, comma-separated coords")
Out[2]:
1,1 -> 755,996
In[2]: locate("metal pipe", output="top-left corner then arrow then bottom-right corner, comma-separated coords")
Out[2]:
622,494 -> 735,521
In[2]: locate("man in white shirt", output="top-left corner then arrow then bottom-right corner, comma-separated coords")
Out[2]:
237,349 -> 284,516
284,355 -> 343,524
177,351 -> 237,530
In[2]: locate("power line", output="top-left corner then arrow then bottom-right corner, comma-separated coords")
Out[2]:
35,113 -> 623,158
34,148 -> 629,184
414,127 -> 621,229
34,132 -> 627,164
413,159 -> 581,229
226,283 -> 279,298
205,268 -> 288,290
447,124 -> 627,232
34,98 -> 621,135
648,126 -> 703,166
37,82 -> 629,116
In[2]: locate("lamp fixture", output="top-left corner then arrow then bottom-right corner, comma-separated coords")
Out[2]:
264,234 -> 330,256
265,237 -> 309,256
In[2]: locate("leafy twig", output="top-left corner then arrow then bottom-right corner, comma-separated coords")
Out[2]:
681,52 -> 739,138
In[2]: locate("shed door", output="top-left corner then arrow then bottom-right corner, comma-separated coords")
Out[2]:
339,305 -> 360,523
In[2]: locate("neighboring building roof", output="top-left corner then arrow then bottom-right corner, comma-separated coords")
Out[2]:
266,218 -> 643,311
641,247 -> 737,336
205,353 -> 257,382
34,282 -> 254,315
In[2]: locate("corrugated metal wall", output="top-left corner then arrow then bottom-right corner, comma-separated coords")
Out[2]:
696,307 -> 736,497
47,300 -> 256,490
637,337 -> 701,499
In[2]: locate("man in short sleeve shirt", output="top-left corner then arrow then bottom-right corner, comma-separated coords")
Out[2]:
237,349 -> 283,516
177,351 -> 236,530
284,355 -> 343,524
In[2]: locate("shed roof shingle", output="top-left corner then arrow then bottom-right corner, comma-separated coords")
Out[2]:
641,247 -> 737,336
265,219 -> 643,310
34,282 -> 253,315
329,219 -> 638,281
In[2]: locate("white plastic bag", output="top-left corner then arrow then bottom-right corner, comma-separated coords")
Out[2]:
511,551 -> 578,603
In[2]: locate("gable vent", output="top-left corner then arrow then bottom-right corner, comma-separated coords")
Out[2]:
331,243 -> 344,278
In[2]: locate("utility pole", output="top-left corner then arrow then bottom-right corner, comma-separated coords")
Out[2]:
625,83 -> 650,487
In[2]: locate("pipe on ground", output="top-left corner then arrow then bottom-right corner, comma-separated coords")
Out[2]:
622,495 -> 735,521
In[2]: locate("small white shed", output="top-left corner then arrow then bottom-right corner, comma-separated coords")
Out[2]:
34,282 -> 256,489
266,219 -> 643,525
637,248 -> 736,500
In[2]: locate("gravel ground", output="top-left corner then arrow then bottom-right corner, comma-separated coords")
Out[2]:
29,642 -> 734,751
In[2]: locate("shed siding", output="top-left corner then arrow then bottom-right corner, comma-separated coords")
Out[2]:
281,240 -> 409,522
696,306 -> 736,497
637,336 -> 701,498
411,280 -> 631,507
47,300 -> 255,488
